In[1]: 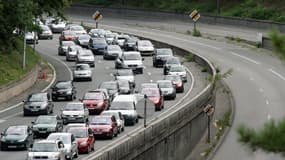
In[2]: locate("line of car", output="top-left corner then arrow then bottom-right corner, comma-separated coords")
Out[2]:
1,18 -> 190,160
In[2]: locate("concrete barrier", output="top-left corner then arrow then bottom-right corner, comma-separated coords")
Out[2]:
77,24 -> 216,160
0,66 -> 39,104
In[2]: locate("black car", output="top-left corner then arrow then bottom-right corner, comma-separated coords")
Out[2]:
0,125 -> 34,150
153,48 -> 174,67
23,92 -> 54,116
51,81 -> 77,101
88,38 -> 108,55
32,115 -> 64,138
163,56 -> 181,75
123,36 -> 139,51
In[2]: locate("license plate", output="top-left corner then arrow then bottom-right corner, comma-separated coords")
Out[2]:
8,146 -> 17,148
95,132 -> 102,134
39,131 -> 47,133
69,117 -> 76,120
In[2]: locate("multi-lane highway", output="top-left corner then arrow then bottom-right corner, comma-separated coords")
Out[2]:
68,12 -> 285,159
0,31 -> 202,160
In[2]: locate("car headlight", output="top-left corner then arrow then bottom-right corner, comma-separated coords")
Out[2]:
80,141 -> 87,146
97,102 -> 104,107
77,114 -> 84,117
17,137 -> 26,142
66,90 -> 72,94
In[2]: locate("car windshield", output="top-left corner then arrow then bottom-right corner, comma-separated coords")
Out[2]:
75,65 -> 89,71
41,26 -> 50,31
123,53 -> 141,60
108,45 -> 121,51
100,82 -> 117,90
64,103 -> 83,111
90,117 -> 111,125
127,37 -> 138,43
6,126 -> 26,135
36,116 -> 56,124
158,81 -> 173,88
83,92 -> 103,100
141,88 -> 160,97
28,93 -> 47,102
169,66 -> 184,72
117,69 -> 132,76
110,101 -> 134,110
141,83 -> 157,89
32,143 -> 57,152
106,34 -> 115,38
63,31 -> 75,36
157,49 -> 173,56
69,129 -> 87,138
165,75 -> 181,81
166,57 -> 180,64
93,39 -> 106,45
78,35 -> 90,40
70,46 -> 81,51
102,112 -> 119,120
47,135 -> 70,144
55,82 -> 70,89
139,41 -> 152,46
62,41 -> 75,46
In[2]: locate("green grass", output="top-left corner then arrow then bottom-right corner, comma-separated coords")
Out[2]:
0,39 -> 41,86
73,0 -> 285,22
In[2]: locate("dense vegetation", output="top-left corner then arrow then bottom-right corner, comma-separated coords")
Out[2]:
74,0 -> 285,22
0,0 -> 70,85
269,30 -> 285,59
237,119 -> 285,153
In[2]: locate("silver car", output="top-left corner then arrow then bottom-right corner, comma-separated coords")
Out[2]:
26,140 -> 66,160
135,40 -> 154,56
75,34 -> 90,48
61,102 -> 89,124
103,45 -> 122,60
58,41 -> 76,56
101,110 -> 125,133
47,133 -> 78,160
76,49 -> 95,67
157,80 -> 176,100
115,51 -> 144,74
167,64 -> 187,82
73,64 -> 92,81
66,45 -> 82,61
114,69 -> 135,88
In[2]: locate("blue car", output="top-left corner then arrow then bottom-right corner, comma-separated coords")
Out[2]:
88,38 -> 107,55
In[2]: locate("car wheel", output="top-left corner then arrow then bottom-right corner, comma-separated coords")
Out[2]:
140,68 -> 143,74
109,131 -> 114,139
115,130 -> 118,137
172,94 -> 176,100
121,127 -> 124,132
23,111 -> 28,116
136,118 -> 139,123
74,150 -> 79,158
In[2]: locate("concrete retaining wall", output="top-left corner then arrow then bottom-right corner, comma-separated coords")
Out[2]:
0,66 -> 39,104
68,4 -> 285,32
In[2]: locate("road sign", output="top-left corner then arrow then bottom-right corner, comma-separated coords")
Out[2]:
189,10 -> 200,22
92,11 -> 103,22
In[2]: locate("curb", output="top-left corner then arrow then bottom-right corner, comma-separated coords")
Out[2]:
0,62 -> 56,114
206,79 -> 236,160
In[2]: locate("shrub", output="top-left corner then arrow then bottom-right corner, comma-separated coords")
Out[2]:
192,28 -> 201,37
269,29 -> 285,58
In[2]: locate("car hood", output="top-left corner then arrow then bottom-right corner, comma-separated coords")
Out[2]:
68,51 -> 77,56
2,134 -> 26,141
28,152 -> 61,157
33,124 -> 56,128
26,101 -> 46,106
78,56 -> 94,60
116,76 -> 134,82
114,110 -> 136,116
168,72 -> 186,76
82,99 -> 103,105
79,39 -> 89,43
62,111 -> 84,115
92,44 -> 106,48
124,60 -> 143,65
76,138 -> 88,143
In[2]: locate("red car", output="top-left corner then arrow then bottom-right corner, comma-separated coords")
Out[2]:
141,87 -> 164,111
59,30 -> 76,42
67,126 -> 95,154
89,115 -> 118,139
164,75 -> 184,93
80,91 -> 109,115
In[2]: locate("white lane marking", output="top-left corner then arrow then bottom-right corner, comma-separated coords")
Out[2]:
42,63 -> 56,92
147,72 -> 151,76
82,65 -> 195,160
150,80 -> 153,82
98,60 -> 102,63
0,120 -> 6,123
230,51 -> 261,65
259,88 -> 264,93
250,77 -> 254,81
265,100 -> 269,105
105,66 -> 110,70
268,68 -> 285,81
267,114 -> 271,120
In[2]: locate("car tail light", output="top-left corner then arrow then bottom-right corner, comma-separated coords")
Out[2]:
154,98 -> 160,104
176,82 -> 182,87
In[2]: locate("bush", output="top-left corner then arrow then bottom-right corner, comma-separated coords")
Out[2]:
192,28 -> 201,37
269,29 -> 285,58
186,53 -> 194,62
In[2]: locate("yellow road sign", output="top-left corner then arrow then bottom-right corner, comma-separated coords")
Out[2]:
92,11 -> 103,21
189,10 -> 200,22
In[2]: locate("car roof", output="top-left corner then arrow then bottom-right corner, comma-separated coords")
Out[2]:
36,140 -> 59,144
123,51 -> 140,55
49,132 -> 71,136
113,94 -> 136,102
66,102 -> 84,105
157,80 -> 172,83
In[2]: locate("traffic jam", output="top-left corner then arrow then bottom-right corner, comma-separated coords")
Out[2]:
0,17 -> 189,160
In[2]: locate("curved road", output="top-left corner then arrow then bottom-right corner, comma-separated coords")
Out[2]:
68,13 -> 285,159
0,32 -> 200,160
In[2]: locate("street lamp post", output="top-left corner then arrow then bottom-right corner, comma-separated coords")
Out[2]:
144,94 -> 147,128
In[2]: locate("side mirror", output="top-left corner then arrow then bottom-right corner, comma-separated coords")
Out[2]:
31,121 -> 35,124
0,132 -> 4,136
142,58 -> 145,61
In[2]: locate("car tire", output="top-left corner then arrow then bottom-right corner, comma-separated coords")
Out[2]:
136,118 -> 139,123
121,127 -> 124,132
140,68 -> 143,74
172,94 -> 176,100
44,108 -> 49,115
109,131 -> 114,139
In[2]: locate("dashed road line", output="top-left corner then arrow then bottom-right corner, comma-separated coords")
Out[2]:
230,51 -> 261,65
268,68 -> 285,81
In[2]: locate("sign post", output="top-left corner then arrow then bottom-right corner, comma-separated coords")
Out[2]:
189,10 -> 201,34
144,94 -> 147,128
203,104 -> 214,143
92,11 -> 103,28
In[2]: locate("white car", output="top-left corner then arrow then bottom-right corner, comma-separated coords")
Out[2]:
115,34 -> 130,47
115,51 -> 144,74
66,45 -> 82,61
109,95 -> 138,125
103,45 -> 123,60
61,102 -> 89,124
136,40 -> 154,56
101,110 -> 125,133
73,64 -> 92,81
25,32 -> 38,44
88,28 -> 105,37
105,33 -> 116,44
50,21 -> 66,33
38,25 -> 53,39
114,69 -> 135,88
76,49 -> 95,67
167,64 -> 187,82
26,140 -> 66,160
69,25 -> 87,35
47,133 -> 78,160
